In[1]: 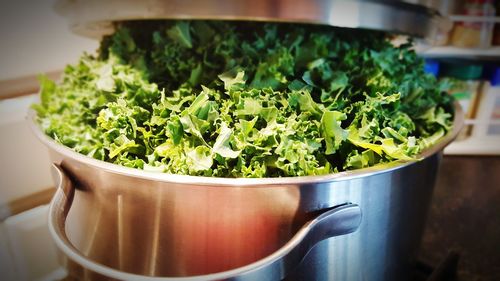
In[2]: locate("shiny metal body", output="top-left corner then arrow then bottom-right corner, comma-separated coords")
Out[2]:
55,0 -> 446,39
30,103 -> 463,281
49,166 -> 362,281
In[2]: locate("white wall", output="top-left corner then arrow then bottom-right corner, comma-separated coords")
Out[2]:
0,95 -> 54,205
0,0 -> 98,80
0,1 -> 95,275
0,0 -> 99,204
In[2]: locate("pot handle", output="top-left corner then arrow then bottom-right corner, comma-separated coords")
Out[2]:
48,164 -> 76,261
48,164 -> 362,281
231,203 -> 362,280
49,163 -> 74,230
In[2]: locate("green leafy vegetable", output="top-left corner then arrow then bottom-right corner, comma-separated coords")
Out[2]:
33,21 -> 454,177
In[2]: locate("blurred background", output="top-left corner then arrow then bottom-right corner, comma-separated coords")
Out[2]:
0,1 -> 97,280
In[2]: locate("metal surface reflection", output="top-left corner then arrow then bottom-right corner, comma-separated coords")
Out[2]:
55,0 -> 446,39
48,153 -> 440,281
34,103 -> 463,280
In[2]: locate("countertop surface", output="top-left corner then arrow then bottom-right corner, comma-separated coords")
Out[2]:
419,155 -> 500,281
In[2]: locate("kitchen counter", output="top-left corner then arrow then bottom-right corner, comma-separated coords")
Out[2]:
419,155 -> 500,281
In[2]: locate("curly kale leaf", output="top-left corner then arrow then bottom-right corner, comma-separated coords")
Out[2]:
34,21 -> 454,177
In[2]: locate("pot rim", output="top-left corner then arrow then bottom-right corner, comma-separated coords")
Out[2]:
28,102 -> 463,187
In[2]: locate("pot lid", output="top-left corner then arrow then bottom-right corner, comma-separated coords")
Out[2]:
55,0 -> 447,39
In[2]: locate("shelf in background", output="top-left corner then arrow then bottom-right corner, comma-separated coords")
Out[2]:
449,15 -> 500,23
417,14 -> 500,60
444,137 -> 500,155
420,46 -> 500,59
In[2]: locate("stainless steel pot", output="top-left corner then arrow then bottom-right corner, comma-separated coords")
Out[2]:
30,103 -> 463,281
56,0 -> 447,39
